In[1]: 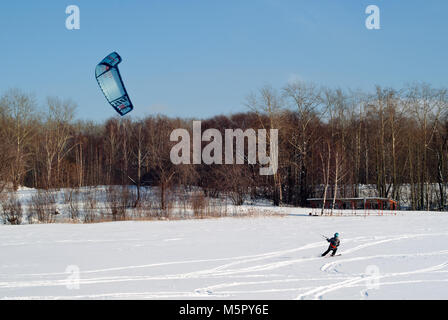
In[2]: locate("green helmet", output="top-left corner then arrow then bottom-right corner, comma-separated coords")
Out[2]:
334,233 -> 339,237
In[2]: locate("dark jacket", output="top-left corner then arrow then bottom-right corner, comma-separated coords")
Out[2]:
327,237 -> 340,249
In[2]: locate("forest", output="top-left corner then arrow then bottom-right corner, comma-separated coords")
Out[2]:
0,81 -> 447,221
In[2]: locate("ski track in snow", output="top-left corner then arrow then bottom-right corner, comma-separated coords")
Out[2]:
2,224 -> 448,299
295,233 -> 448,300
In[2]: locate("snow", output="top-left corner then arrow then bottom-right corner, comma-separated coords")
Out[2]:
1,210 -> 448,300
4,186 -> 280,224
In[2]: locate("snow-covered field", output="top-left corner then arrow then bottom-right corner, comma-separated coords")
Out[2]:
1,209 -> 448,300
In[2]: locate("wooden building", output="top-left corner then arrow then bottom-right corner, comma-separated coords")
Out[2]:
307,197 -> 398,211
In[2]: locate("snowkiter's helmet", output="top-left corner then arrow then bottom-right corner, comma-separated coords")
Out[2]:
334,233 -> 339,237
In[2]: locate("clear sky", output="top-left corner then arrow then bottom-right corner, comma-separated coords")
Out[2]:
1,0 -> 447,122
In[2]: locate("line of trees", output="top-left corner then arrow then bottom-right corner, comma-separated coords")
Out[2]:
0,81 -> 447,211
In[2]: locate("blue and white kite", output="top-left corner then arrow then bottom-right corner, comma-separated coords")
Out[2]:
95,52 -> 133,116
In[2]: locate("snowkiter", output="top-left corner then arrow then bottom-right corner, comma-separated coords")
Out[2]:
322,233 -> 340,256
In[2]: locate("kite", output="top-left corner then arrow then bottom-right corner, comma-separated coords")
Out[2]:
95,52 -> 133,116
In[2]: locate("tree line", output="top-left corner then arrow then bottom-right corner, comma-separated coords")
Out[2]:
0,81 -> 447,211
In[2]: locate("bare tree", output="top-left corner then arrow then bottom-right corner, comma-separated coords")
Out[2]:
1,192 -> 23,225
147,116 -> 177,212
29,190 -> 57,223
0,89 -> 37,189
319,140 -> 331,215
404,84 -> 445,209
283,81 -> 323,205
130,121 -> 150,207
330,147 -> 349,215
42,97 -> 76,188
246,85 -> 284,206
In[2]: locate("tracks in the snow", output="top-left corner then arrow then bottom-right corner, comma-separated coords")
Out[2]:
296,233 -> 448,300
2,232 -> 448,299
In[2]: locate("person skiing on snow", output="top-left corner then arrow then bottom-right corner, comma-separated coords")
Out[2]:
322,233 -> 340,256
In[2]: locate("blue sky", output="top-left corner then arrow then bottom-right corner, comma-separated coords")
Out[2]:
1,0 -> 447,122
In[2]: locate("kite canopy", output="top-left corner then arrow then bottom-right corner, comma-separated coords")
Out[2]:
95,52 -> 133,116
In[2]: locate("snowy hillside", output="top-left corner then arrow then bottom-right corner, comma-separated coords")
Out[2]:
1,210 -> 448,299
